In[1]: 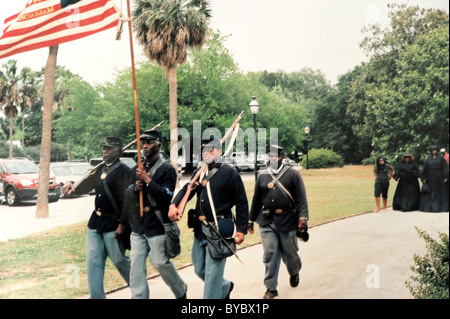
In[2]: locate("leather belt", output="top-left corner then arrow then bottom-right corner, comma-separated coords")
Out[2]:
262,208 -> 284,215
95,209 -> 115,217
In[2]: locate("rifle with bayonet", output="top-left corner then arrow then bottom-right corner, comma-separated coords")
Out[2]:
175,111 -> 245,217
66,121 -> 164,196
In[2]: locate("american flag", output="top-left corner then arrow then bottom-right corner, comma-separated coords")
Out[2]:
0,0 -> 120,59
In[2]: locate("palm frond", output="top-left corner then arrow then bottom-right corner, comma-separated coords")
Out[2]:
133,0 -> 211,66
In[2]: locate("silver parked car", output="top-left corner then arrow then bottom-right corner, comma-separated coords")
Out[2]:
49,162 -> 87,197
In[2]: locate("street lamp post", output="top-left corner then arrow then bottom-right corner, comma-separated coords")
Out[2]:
304,125 -> 310,170
249,95 -> 260,182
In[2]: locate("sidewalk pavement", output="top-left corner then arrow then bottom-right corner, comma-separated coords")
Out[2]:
106,208 -> 449,299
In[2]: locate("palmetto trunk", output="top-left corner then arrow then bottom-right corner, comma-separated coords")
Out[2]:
8,113 -> 13,159
36,45 -> 58,219
168,65 -> 178,181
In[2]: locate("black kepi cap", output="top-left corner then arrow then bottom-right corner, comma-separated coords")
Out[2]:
101,136 -> 123,148
269,144 -> 284,156
141,129 -> 163,143
202,137 -> 222,151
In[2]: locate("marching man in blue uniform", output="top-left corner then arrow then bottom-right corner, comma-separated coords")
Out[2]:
62,136 -> 131,299
249,145 -> 309,299
169,138 -> 249,299
120,129 -> 187,299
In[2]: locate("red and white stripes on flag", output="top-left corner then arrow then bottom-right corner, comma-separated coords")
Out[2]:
0,0 -> 120,59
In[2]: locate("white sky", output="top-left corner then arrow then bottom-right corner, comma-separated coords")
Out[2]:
0,0 -> 449,86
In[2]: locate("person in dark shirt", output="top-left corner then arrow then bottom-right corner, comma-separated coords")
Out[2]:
373,156 -> 394,211
248,145 -> 309,299
62,137 -> 131,299
169,138 -> 249,299
120,130 -> 187,299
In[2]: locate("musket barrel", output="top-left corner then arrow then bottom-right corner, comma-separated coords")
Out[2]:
70,121 -> 165,193
176,111 -> 245,215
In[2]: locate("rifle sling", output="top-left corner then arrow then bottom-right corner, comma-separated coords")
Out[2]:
143,156 -> 167,225
198,165 -> 222,221
101,161 -> 123,217
201,165 -> 235,234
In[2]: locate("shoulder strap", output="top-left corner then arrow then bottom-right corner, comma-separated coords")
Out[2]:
206,182 -> 219,227
102,160 -> 122,177
101,161 -> 124,216
145,156 -> 169,225
148,156 -> 166,179
102,180 -> 120,216
153,208 -> 165,225
268,165 -> 290,183
268,166 -> 295,204
199,164 -> 226,228
199,164 -> 223,185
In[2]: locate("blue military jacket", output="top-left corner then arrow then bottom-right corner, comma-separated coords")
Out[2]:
85,160 -> 131,233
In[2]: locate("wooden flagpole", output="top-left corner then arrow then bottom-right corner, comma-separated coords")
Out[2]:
126,0 -> 144,217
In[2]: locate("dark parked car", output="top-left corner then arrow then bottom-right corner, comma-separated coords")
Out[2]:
0,158 -> 61,206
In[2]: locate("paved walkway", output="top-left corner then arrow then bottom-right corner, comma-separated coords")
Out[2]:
106,208 -> 449,299
2,194 -> 448,299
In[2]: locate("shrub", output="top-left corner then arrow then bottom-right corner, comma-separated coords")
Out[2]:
302,148 -> 344,169
23,145 -> 41,161
406,227 -> 449,299
0,143 -> 27,159
0,142 -> 68,162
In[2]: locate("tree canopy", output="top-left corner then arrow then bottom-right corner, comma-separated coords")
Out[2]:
1,4 -> 448,168
347,4 -> 449,163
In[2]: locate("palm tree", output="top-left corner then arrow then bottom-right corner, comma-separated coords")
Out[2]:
0,60 -> 39,158
132,0 -> 211,170
35,45 -> 59,219
49,65 -> 80,160
51,65 -> 81,111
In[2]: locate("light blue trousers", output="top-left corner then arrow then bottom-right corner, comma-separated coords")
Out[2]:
260,222 -> 301,291
192,237 -> 232,299
130,232 -> 187,299
86,228 -> 131,299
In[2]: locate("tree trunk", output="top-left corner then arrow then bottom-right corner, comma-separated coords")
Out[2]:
36,45 -> 58,219
67,143 -> 72,161
168,65 -> 179,185
8,113 -> 13,159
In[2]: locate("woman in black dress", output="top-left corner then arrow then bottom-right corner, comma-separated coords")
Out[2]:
419,145 -> 449,212
393,153 -> 420,212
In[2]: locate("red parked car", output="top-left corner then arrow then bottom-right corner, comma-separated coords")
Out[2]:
0,158 -> 61,206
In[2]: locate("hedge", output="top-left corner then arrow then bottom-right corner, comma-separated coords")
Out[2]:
302,148 -> 344,169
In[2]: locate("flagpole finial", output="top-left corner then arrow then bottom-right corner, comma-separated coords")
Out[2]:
115,13 -> 130,41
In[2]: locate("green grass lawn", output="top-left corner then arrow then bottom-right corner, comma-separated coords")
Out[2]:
0,165 -> 396,299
